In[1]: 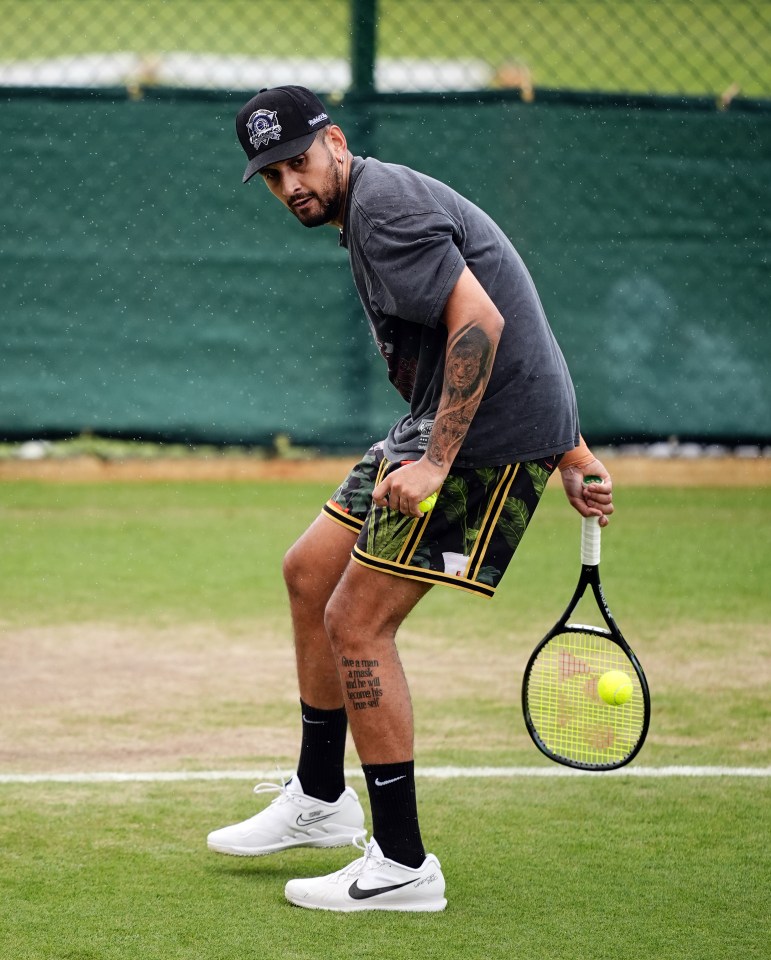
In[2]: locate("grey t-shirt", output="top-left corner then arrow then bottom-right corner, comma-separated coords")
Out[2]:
340,156 -> 579,467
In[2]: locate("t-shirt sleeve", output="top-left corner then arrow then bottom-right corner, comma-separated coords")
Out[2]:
361,212 -> 466,328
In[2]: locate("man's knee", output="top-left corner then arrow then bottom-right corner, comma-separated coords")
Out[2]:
283,518 -> 356,607
323,589 -> 352,651
324,577 -> 410,654
282,538 -> 317,600
325,584 -> 386,655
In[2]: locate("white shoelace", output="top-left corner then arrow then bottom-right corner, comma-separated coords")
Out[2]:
252,771 -> 293,803
333,838 -> 370,881
334,836 -> 384,881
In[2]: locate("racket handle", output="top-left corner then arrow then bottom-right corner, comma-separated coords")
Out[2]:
581,475 -> 603,566
581,515 -> 601,565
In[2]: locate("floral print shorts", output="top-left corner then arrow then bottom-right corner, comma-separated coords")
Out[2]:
323,441 -> 558,599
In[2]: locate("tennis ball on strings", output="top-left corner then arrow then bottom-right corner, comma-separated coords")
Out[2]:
598,670 -> 633,706
418,492 -> 438,513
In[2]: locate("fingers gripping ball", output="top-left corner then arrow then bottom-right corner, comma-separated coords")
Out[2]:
598,670 -> 633,706
418,492 -> 438,514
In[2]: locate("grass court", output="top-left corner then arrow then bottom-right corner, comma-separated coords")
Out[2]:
0,475 -> 768,958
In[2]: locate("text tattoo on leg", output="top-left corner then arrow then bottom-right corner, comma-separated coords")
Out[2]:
342,656 -> 383,710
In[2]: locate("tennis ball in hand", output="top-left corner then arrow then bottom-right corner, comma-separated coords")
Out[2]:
598,670 -> 633,706
418,492 -> 438,513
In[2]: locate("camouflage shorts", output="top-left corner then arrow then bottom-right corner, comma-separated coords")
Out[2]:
323,442 -> 558,599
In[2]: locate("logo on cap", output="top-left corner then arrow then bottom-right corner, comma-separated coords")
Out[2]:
246,109 -> 282,150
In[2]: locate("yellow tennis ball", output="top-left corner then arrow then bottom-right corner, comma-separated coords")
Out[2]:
418,492 -> 438,513
598,670 -> 633,706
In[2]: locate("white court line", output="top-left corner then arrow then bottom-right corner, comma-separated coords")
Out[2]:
0,766 -> 769,784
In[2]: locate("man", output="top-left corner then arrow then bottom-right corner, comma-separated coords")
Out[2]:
207,85 -> 614,912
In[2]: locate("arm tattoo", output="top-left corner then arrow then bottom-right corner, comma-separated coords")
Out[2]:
426,321 -> 495,470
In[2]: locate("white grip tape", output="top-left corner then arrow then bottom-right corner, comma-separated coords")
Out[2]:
581,516 -> 601,566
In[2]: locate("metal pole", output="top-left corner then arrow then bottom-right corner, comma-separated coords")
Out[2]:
350,0 -> 377,95
339,0 -> 381,446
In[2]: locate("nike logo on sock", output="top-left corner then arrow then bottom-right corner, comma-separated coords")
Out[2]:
374,775 -> 406,787
348,879 -> 415,900
302,715 -> 327,724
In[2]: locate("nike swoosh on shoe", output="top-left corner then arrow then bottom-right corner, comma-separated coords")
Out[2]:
295,813 -> 336,826
348,879 -> 415,900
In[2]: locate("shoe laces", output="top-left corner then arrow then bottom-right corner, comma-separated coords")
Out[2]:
252,770 -> 293,804
336,837 -> 384,881
332,838 -> 370,882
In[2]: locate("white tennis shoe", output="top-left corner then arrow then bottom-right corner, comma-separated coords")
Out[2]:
284,837 -> 447,912
206,776 -> 366,857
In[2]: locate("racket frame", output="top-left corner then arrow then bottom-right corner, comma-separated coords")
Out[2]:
521,537 -> 651,771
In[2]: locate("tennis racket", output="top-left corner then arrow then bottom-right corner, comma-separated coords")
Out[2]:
522,481 -> 650,770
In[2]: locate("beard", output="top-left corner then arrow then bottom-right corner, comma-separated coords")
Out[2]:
288,148 -> 344,228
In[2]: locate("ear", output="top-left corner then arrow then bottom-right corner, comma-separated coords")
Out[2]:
325,124 -> 347,159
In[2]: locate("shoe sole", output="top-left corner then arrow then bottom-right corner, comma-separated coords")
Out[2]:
285,896 -> 448,913
207,828 -> 366,857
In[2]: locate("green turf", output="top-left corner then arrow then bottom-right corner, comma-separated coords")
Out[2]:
0,479 -> 769,957
0,777 -> 768,959
0,480 -> 310,626
0,0 -> 767,97
1,481 -> 769,770
1,481 -> 769,626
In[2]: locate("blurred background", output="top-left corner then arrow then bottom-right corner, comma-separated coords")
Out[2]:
1,0 -> 769,452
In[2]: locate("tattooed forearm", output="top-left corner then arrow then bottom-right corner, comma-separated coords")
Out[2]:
426,321 -> 496,469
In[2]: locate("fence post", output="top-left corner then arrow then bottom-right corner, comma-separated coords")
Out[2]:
350,0 -> 377,94
336,0 -> 380,442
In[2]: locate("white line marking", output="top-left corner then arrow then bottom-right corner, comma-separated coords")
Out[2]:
0,766 -> 769,784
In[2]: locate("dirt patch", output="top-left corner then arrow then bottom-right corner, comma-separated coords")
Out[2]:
1,455 -> 769,486
0,620 -> 522,774
640,622 -> 770,691
0,621 -> 299,773
3,618 -> 767,774
0,457 -> 358,485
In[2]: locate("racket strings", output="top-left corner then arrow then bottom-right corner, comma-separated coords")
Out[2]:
526,630 -> 646,767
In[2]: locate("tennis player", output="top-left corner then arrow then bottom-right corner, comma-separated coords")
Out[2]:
207,86 -> 614,912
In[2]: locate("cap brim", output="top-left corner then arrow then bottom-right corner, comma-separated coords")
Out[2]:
242,131 -> 318,183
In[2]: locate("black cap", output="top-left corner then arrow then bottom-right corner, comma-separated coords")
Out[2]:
236,86 -> 332,183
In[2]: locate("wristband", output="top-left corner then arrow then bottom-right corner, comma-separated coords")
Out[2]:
558,437 -> 595,471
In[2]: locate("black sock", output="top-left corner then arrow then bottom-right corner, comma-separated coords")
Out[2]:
362,760 -> 425,868
294,700 -> 348,802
